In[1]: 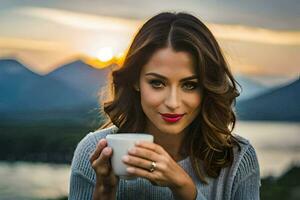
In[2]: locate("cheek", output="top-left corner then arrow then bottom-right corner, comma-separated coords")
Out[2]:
140,85 -> 163,109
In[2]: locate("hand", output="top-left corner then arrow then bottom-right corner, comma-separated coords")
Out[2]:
121,141 -> 197,199
89,139 -> 119,200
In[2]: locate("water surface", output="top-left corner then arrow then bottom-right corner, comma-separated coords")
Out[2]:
0,121 -> 299,199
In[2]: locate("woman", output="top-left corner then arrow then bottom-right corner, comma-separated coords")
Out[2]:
69,12 -> 260,200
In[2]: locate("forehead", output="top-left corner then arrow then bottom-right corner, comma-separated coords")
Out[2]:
141,47 -> 196,77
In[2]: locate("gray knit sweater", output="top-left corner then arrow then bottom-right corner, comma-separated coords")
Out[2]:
69,126 -> 260,200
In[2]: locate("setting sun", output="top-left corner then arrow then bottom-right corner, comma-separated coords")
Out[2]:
82,47 -> 126,69
96,47 -> 114,62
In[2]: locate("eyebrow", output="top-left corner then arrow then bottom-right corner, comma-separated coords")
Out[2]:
145,72 -> 198,82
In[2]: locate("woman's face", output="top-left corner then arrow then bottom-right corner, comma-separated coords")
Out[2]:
138,47 -> 202,136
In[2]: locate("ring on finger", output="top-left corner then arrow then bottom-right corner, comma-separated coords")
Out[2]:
149,161 -> 156,172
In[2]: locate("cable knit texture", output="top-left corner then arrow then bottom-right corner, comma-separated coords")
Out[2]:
69,126 -> 261,200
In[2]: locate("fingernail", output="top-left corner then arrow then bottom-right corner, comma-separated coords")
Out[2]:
122,155 -> 129,162
104,147 -> 111,155
126,167 -> 134,173
135,141 -> 140,145
128,147 -> 135,154
100,139 -> 106,143
99,139 -> 106,147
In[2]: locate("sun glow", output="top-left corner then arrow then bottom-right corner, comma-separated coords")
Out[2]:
96,47 -> 114,62
81,47 -> 126,69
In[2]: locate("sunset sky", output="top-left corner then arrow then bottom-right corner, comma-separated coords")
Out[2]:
0,0 -> 299,81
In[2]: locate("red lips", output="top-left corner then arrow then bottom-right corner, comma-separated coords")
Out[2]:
160,113 -> 185,123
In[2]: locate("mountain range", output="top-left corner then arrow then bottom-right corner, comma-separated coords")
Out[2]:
235,75 -> 269,101
0,59 -> 111,124
0,58 -> 299,123
236,78 -> 300,121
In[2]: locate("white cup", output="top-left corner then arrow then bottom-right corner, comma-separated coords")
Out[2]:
106,133 -> 154,179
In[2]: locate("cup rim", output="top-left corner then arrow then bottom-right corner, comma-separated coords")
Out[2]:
106,133 -> 153,140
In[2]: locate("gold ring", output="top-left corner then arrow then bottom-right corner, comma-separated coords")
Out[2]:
149,161 -> 156,172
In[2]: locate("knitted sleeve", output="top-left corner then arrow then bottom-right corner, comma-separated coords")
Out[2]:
68,132 -> 99,200
194,190 -> 208,200
232,144 -> 261,200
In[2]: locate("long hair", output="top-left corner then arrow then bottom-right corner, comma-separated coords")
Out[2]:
99,12 -> 241,183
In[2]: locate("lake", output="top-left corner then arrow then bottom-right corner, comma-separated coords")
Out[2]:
0,121 -> 299,200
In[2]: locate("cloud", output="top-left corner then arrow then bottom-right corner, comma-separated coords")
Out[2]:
0,37 -> 70,51
2,6 -> 299,76
14,6 -> 140,32
209,24 -> 300,46
12,6 -> 300,46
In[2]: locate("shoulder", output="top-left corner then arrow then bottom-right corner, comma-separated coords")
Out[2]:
231,134 -> 260,183
70,125 -> 119,182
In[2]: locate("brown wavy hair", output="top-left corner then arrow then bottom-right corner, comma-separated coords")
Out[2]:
99,12 -> 241,184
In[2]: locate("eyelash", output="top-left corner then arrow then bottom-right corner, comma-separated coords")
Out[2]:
183,81 -> 199,90
149,80 -> 164,88
148,79 -> 199,91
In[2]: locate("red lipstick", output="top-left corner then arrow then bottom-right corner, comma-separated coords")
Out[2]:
160,113 -> 185,123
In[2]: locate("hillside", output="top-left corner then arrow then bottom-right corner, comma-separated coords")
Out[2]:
236,78 -> 300,121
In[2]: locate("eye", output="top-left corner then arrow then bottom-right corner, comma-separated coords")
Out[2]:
182,81 -> 199,91
148,79 -> 165,89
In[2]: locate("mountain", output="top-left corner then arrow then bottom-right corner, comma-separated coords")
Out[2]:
0,59 -> 40,104
235,75 -> 269,101
0,59 -> 44,111
236,78 -> 300,121
0,59 -> 109,124
3,58 -> 298,123
48,60 -> 112,99
0,59 -> 92,111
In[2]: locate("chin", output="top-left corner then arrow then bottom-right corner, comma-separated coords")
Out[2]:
159,125 -> 185,135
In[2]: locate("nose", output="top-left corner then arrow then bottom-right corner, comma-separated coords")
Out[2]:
164,87 -> 181,110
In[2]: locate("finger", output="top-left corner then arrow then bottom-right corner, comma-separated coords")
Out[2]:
128,146 -> 159,161
89,139 -> 107,163
101,167 -> 119,187
92,147 -> 113,176
135,141 -> 165,154
91,146 -> 119,187
122,155 -> 155,171
126,166 -> 155,182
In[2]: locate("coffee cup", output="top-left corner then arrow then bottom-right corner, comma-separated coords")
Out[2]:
106,133 -> 154,179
